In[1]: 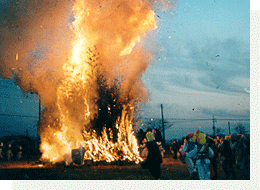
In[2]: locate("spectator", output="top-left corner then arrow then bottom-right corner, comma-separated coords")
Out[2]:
232,134 -> 247,169
187,132 -> 214,180
180,132 -> 197,179
0,142 -> 3,159
154,128 -> 163,143
207,137 -> 218,180
7,141 -> 13,161
244,137 -> 250,166
220,139 -> 236,179
17,144 -> 23,160
140,138 -> 148,158
136,129 -> 145,145
156,141 -> 164,158
170,140 -> 179,160
141,132 -> 162,180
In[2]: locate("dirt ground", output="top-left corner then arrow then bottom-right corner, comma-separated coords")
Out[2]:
0,155 -> 250,180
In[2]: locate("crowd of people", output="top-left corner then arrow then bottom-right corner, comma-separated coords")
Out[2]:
1,129 -> 249,180
138,128 -> 249,180
176,131 -> 249,180
0,141 -> 23,161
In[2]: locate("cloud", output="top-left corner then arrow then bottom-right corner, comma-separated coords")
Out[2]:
200,107 -> 250,118
145,37 -> 250,95
244,88 -> 250,94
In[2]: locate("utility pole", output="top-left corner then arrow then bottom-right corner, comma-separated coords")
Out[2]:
37,96 -> 41,154
38,97 -> 41,136
212,115 -> 216,137
228,122 -> 231,135
161,104 -> 165,143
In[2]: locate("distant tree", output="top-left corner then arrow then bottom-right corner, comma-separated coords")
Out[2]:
216,128 -> 222,135
234,123 -> 247,134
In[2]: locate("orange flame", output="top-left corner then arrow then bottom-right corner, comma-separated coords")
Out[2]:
40,0 -> 157,164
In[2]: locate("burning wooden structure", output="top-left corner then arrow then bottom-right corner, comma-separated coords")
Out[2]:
38,0 -> 157,165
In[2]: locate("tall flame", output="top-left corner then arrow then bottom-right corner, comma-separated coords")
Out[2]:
40,0 -> 157,164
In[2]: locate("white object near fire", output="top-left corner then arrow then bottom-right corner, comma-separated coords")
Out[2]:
72,145 -> 86,165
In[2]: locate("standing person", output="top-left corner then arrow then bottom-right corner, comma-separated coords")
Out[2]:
170,140 -> 179,160
207,137 -> 218,180
244,137 -> 250,166
137,129 -> 145,146
230,136 -> 236,165
154,128 -> 163,143
214,136 -> 221,163
179,138 -> 186,153
180,132 -> 198,179
188,132 -> 214,180
17,144 -> 23,160
232,134 -> 247,169
156,141 -> 164,158
141,132 -> 162,180
220,139 -> 236,179
140,138 -> 148,158
0,142 -> 4,160
7,141 -> 13,161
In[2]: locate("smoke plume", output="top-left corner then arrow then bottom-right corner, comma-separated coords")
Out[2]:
0,0 -> 175,163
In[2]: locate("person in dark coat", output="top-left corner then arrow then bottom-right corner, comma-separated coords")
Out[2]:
207,137 -> 218,180
232,134 -> 247,170
220,139 -> 236,179
170,140 -> 179,160
141,132 -> 162,180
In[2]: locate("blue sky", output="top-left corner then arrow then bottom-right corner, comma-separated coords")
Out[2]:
0,78 -> 39,137
138,0 -> 250,139
142,0 -> 250,116
0,0 -> 250,140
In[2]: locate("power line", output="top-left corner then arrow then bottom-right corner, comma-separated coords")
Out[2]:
142,117 -> 250,121
0,113 -> 38,119
142,117 -> 250,135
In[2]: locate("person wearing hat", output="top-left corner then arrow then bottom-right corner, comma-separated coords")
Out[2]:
141,132 -> 162,180
186,132 -> 214,180
180,132 -> 198,179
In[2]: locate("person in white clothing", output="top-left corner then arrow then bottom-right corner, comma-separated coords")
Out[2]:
180,132 -> 198,179
186,131 -> 214,180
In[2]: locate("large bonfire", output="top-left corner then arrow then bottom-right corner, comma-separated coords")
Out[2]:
0,0 -> 163,165
39,0 -> 157,165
